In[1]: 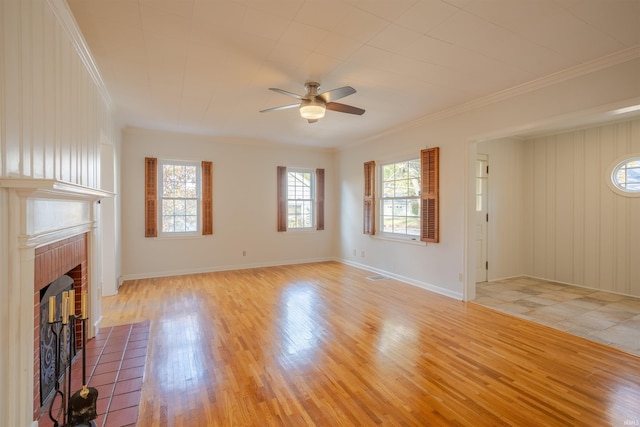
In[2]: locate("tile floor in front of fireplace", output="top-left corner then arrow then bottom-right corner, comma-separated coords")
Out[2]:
39,321 -> 149,427
474,277 -> 640,357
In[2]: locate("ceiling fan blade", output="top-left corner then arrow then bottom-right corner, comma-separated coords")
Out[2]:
269,88 -> 302,99
325,102 -> 365,115
318,86 -> 356,103
260,103 -> 300,113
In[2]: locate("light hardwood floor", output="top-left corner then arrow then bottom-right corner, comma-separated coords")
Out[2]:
101,262 -> 640,426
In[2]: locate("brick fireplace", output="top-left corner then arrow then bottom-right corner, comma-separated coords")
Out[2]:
33,234 -> 89,416
0,179 -> 112,427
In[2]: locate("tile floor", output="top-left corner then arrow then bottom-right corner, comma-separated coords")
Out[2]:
474,277 -> 640,357
39,321 -> 149,427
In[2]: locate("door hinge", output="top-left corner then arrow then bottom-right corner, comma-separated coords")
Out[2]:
486,165 -> 489,174
486,213 -> 488,222
486,261 -> 488,270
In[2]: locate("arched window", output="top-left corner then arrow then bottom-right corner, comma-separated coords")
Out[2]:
609,156 -> 640,196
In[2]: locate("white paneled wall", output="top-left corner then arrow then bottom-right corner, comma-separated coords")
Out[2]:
1,1 -> 119,425
524,119 -> 640,297
0,0 -> 117,184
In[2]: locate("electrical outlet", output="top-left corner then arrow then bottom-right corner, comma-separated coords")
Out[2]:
360,250 -> 365,257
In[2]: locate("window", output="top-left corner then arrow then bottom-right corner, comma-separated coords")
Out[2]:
160,160 -> 200,234
277,167 -> 324,231
363,147 -> 439,242
610,156 -> 640,195
380,159 -> 421,237
144,157 -> 213,237
287,169 -> 314,229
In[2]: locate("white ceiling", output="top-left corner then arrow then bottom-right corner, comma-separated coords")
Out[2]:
66,0 -> 640,149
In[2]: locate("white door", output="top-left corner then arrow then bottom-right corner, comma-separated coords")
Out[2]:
475,154 -> 488,282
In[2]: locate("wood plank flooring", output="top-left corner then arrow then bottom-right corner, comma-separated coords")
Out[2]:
100,262 -> 640,426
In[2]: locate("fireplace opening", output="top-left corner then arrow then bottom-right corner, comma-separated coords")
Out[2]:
33,233 -> 89,420
39,275 -> 78,407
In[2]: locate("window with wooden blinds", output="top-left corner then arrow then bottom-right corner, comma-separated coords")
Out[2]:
202,161 -> 213,235
420,147 -> 439,243
363,160 -> 376,235
316,168 -> 325,231
277,166 -> 287,232
145,157 -> 158,237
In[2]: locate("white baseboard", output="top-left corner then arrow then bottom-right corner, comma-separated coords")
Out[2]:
341,259 -> 463,300
120,257 -> 335,282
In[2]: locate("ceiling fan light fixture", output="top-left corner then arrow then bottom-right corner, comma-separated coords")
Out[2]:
299,99 -> 325,120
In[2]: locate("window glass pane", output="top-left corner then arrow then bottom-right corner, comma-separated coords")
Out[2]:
382,199 -> 393,215
392,217 -> 405,233
186,200 -> 198,215
162,216 -> 174,232
163,199 -> 174,215
627,166 -> 640,184
397,162 -> 408,179
174,215 -> 186,232
408,159 -> 421,178
395,180 -> 409,197
408,178 -> 420,197
174,200 -> 186,215
382,216 -> 393,233
406,217 -> 420,236
185,182 -> 197,198
628,183 -> 640,191
186,215 -> 197,231
409,200 -> 420,217
383,182 -> 394,198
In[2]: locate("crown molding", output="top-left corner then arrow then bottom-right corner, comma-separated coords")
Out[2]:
343,46 -> 640,150
46,0 -> 113,109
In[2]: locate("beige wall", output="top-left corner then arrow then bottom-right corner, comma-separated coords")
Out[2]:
120,128 -> 336,280
523,118 -> 640,296
337,56 -> 640,301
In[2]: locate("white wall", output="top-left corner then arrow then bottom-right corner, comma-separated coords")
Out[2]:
523,118 -> 640,296
120,128 -> 336,279
0,1 -> 120,425
337,54 -> 640,301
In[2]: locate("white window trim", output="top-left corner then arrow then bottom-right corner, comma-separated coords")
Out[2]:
378,158 -> 421,241
158,159 -> 202,237
607,154 -> 640,198
287,168 -> 316,231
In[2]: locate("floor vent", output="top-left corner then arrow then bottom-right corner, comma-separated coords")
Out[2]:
366,275 -> 388,281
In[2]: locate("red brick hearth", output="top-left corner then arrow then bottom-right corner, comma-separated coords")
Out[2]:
33,233 -> 89,419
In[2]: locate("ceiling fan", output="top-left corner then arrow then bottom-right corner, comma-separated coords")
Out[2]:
260,81 -> 365,123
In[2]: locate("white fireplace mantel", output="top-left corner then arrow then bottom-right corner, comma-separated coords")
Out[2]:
0,178 -> 113,427
1,178 -> 114,246
0,178 -> 114,200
